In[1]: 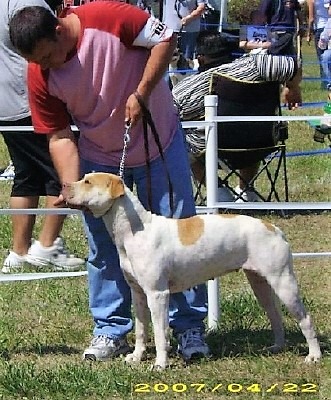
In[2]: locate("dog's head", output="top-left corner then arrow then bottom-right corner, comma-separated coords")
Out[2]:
62,172 -> 125,218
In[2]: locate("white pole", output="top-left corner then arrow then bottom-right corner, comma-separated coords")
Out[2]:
219,0 -> 228,32
205,95 -> 218,209
204,94 -> 220,330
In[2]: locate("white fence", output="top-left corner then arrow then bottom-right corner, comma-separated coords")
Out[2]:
0,94 -> 330,330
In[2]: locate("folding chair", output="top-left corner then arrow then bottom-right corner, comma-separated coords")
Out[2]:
192,73 -> 289,204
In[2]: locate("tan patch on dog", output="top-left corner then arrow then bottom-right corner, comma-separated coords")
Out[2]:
218,214 -> 237,218
177,216 -> 204,245
263,221 -> 276,232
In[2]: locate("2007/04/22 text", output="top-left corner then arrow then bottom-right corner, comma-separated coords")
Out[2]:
133,382 -> 318,394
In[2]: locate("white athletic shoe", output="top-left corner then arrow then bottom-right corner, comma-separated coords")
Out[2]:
83,335 -> 130,361
1,251 -> 27,274
26,237 -> 85,271
0,162 -> 15,181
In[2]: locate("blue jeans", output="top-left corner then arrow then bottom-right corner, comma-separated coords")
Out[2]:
314,28 -> 328,90
81,127 -> 207,339
321,48 -> 331,89
179,31 -> 199,60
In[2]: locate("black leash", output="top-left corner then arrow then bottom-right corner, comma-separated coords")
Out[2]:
134,91 -> 174,216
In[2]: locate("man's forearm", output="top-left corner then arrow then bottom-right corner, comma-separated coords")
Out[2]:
48,128 -> 80,184
136,34 -> 177,99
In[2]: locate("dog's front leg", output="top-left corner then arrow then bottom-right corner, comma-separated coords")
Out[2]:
125,288 -> 149,365
146,289 -> 170,369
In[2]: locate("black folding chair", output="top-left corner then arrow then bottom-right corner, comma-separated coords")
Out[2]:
192,73 -> 289,204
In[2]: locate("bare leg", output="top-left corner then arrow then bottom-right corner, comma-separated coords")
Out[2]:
10,195 -> 66,253
10,196 -> 39,255
38,195 -> 66,247
239,162 -> 260,189
190,158 -> 206,184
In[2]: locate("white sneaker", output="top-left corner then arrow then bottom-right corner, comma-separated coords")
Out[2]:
234,185 -> 261,203
177,328 -> 209,361
1,251 -> 27,274
217,186 -> 235,202
83,335 -> 130,361
26,237 -> 85,271
0,162 -> 15,181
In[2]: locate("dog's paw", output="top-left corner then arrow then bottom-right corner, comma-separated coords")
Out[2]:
151,361 -> 168,370
304,352 -> 322,363
125,352 -> 144,364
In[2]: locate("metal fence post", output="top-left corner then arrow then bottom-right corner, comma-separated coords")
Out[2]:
204,94 -> 220,330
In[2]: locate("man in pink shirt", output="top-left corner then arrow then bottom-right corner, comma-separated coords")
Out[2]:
9,1 -> 208,361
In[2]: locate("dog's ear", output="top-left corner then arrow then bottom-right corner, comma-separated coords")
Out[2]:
109,176 -> 125,199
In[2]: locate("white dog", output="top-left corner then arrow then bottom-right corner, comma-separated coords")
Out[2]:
62,172 -> 322,369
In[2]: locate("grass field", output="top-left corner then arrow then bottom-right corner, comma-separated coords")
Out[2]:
0,41 -> 330,400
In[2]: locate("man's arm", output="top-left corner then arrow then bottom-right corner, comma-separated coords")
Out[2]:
181,3 -> 206,27
282,65 -> 302,109
48,127 -> 80,204
306,0 -> 315,43
255,53 -> 298,82
254,53 -> 302,109
125,34 -> 177,126
295,0 -> 306,38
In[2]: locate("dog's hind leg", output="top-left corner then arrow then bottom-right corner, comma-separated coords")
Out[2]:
146,289 -> 170,369
125,288 -> 149,365
265,266 -> 322,363
244,270 -> 285,353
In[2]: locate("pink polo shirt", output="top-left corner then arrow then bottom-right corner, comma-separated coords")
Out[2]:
28,1 -> 178,167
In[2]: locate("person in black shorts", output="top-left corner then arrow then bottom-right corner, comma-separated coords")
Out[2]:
0,0 -> 84,273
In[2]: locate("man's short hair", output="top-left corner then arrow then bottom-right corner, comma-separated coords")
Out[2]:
9,6 -> 58,55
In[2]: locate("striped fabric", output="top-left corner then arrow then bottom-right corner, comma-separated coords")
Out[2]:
172,52 -> 297,122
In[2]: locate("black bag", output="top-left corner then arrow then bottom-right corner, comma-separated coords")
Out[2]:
201,4 -> 220,32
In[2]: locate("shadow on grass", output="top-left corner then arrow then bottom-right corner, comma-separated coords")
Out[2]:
0,344 -> 80,361
205,327 -> 330,359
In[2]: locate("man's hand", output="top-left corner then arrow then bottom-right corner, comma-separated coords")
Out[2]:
55,191 -> 89,212
53,193 -> 67,207
125,92 -> 144,127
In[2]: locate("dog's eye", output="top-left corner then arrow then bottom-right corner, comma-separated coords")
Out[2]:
84,179 -> 91,185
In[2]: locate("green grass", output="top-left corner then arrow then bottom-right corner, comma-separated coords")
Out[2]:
0,41 -> 330,399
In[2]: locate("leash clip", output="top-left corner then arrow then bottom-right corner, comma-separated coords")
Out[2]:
119,122 -> 131,179
124,121 -> 131,145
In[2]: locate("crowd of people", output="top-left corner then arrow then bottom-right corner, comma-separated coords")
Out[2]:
0,0 -> 325,364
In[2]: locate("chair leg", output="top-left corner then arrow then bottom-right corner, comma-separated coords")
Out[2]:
193,144 -> 289,205
281,147 -> 289,202
218,146 -> 288,203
